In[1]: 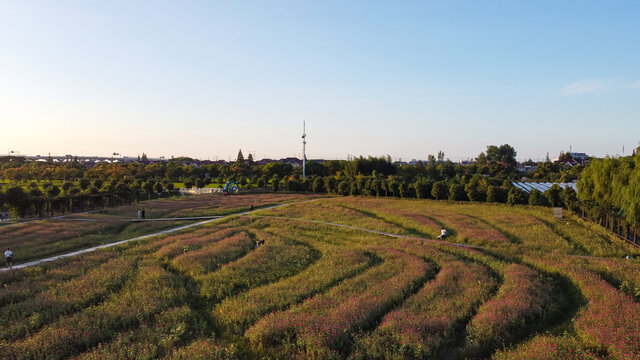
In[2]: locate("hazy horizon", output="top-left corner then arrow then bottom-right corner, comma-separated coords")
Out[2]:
2,1 -> 639,162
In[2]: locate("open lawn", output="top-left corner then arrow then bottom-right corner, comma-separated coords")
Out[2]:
1,195 -> 639,359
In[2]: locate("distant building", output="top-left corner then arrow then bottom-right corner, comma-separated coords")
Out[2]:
568,152 -> 589,161
517,164 -> 537,173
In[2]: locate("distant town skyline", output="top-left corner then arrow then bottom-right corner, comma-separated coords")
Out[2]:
2,1 -> 639,162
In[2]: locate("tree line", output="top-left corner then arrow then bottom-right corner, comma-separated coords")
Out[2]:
0,144 -> 583,218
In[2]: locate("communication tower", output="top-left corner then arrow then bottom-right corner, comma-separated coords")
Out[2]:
302,120 -> 307,178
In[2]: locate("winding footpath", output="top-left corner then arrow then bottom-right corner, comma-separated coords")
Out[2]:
2,202 -> 481,273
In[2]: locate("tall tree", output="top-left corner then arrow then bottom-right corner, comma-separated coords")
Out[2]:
236,150 -> 245,164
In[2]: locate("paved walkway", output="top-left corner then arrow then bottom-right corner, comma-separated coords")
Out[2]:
0,205 -> 284,272
2,201 -> 482,272
52,215 -> 225,222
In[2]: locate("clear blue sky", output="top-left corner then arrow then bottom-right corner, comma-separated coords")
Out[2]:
1,1 -> 639,161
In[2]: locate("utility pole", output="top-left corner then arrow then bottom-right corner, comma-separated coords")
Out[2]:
302,120 -> 307,178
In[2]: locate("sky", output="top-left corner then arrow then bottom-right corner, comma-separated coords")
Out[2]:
1,1 -> 639,162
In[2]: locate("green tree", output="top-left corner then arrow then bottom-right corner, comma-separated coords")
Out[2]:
324,177 -> 337,194
143,180 -> 155,193
78,178 -> 91,190
195,178 -> 206,188
183,179 -> 194,189
61,181 -> 74,193
337,180 -> 350,196
465,183 -> 485,202
528,189 -> 549,206
486,185 -> 507,203
562,186 -> 578,211
46,185 -> 61,198
92,179 -> 103,189
5,186 -> 29,217
272,176 -> 280,192
349,181 -> 360,196
449,183 -> 467,201
236,149 -> 245,164
431,181 -> 449,200
414,179 -> 433,199
544,184 -> 563,207
507,187 -> 528,205
153,182 -> 164,194
397,181 -> 408,199
312,177 -> 325,193
29,188 -> 46,217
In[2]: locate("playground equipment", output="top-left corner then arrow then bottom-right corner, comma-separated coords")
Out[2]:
223,180 -> 239,195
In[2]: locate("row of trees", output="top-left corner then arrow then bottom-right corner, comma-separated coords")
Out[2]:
267,174 -> 578,210
578,152 -> 640,226
0,179 -> 177,217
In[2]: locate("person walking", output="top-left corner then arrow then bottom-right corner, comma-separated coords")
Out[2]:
437,228 -> 447,240
4,248 -> 13,269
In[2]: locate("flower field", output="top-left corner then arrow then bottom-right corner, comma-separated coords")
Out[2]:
1,194 -> 640,359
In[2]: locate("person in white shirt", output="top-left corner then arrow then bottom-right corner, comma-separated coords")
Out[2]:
437,228 -> 447,240
4,248 -> 13,269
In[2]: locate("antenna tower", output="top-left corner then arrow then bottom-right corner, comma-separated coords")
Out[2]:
302,120 -> 307,178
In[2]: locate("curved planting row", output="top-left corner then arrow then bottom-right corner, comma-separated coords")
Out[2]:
463,264 -> 556,356
3,196 -> 640,359
165,339 -> 238,360
72,306 -> 195,360
171,231 -> 255,277
245,247 -> 433,359
198,230 -> 319,302
152,226 -> 240,260
523,257 -> 640,360
575,256 -> 640,301
345,199 -> 511,246
2,263 -> 188,360
0,251 -> 115,307
351,260 -> 497,359
0,257 -> 137,341
215,241 -> 373,334
262,200 -> 408,236
570,267 -> 640,359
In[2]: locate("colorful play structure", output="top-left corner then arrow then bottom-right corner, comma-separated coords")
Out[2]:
223,180 -> 239,195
